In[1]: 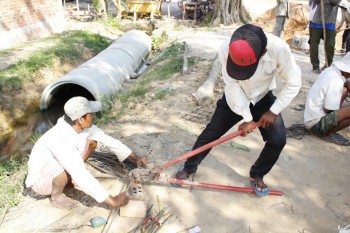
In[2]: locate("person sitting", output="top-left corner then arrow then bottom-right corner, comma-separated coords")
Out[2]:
304,52 -> 350,146
25,96 -> 147,209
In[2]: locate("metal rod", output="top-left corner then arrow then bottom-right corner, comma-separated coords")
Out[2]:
157,177 -> 283,196
320,0 -> 328,67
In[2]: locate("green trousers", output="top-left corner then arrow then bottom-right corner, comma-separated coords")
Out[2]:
309,28 -> 336,69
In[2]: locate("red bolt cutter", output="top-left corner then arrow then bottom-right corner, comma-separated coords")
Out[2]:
128,127 -> 283,196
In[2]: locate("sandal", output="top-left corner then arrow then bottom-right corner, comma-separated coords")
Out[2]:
320,133 -> 350,146
171,170 -> 189,188
250,180 -> 270,196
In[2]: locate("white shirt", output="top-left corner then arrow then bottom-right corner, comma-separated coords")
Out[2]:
309,2 -> 317,21
79,125 -> 132,162
25,117 -> 132,203
218,34 -> 302,122
304,66 -> 345,128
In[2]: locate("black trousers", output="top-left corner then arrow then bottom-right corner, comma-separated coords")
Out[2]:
342,28 -> 350,49
183,91 -> 287,180
344,28 -> 350,53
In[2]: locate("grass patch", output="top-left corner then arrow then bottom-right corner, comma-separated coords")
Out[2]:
95,85 -> 151,125
101,17 -> 121,31
154,89 -> 171,100
0,155 -> 28,214
0,31 -> 110,89
151,31 -> 169,51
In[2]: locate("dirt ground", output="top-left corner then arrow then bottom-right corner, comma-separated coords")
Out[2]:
1,0 -> 350,233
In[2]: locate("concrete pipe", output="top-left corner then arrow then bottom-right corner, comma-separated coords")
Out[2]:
40,29 -> 151,110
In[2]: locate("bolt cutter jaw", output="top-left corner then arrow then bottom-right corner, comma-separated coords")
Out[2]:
128,167 -> 161,183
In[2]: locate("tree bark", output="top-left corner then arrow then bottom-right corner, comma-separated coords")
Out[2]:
93,0 -> 108,20
192,56 -> 221,106
212,0 -> 251,26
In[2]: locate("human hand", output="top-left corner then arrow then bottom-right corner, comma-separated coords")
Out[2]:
105,192 -> 129,208
115,192 -> 129,206
238,121 -> 256,136
128,152 -> 147,167
344,81 -> 350,93
135,156 -> 147,168
257,110 -> 277,128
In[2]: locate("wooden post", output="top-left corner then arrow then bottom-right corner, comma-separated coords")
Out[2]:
194,2 -> 197,21
182,1 -> 186,20
150,2 -> 154,21
320,0 -> 328,67
167,3 -> 170,20
76,0 -> 80,13
133,3 -> 137,23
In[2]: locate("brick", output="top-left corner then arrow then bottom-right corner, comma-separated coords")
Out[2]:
119,200 -> 147,218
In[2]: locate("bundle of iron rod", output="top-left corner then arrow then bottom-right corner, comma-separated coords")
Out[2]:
87,151 -> 137,178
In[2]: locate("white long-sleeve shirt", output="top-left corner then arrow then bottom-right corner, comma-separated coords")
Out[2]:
218,34 -> 301,122
25,117 -> 132,203
79,125 -> 132,162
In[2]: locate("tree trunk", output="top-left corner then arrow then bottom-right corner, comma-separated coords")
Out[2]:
104,0 -> 110,17
93,0 -> 108,20
192,55 -> 221,106
212,0 -> 251,26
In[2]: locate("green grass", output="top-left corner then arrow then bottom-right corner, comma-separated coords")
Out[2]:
94,85 -> 151,125
101,17 -> 121,31
0,155 -> 28,212
0,31 -> 110,89
0,132 -> 43,213
151,31 -> 169,51
154,89 -> 170,100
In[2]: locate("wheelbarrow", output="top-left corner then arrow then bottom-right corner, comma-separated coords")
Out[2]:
128,127 -> 283,196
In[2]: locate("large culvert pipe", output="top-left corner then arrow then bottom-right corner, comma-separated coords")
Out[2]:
40,30 -> 151,110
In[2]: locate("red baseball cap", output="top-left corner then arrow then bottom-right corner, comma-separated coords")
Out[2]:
226,24 -> 267,80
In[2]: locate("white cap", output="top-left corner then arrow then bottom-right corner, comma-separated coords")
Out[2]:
333,52 -> 350,73
64,96 -> 102,120
339,0 -> 349,8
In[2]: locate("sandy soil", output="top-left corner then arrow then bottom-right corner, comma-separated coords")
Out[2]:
1,1 -> 349,233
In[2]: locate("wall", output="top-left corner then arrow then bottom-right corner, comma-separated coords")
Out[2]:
0,0 -> 67,50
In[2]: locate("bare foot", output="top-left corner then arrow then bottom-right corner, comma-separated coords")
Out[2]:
50,194 -> 79,210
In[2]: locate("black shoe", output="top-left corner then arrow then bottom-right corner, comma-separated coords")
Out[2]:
312,67 -> 321,74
